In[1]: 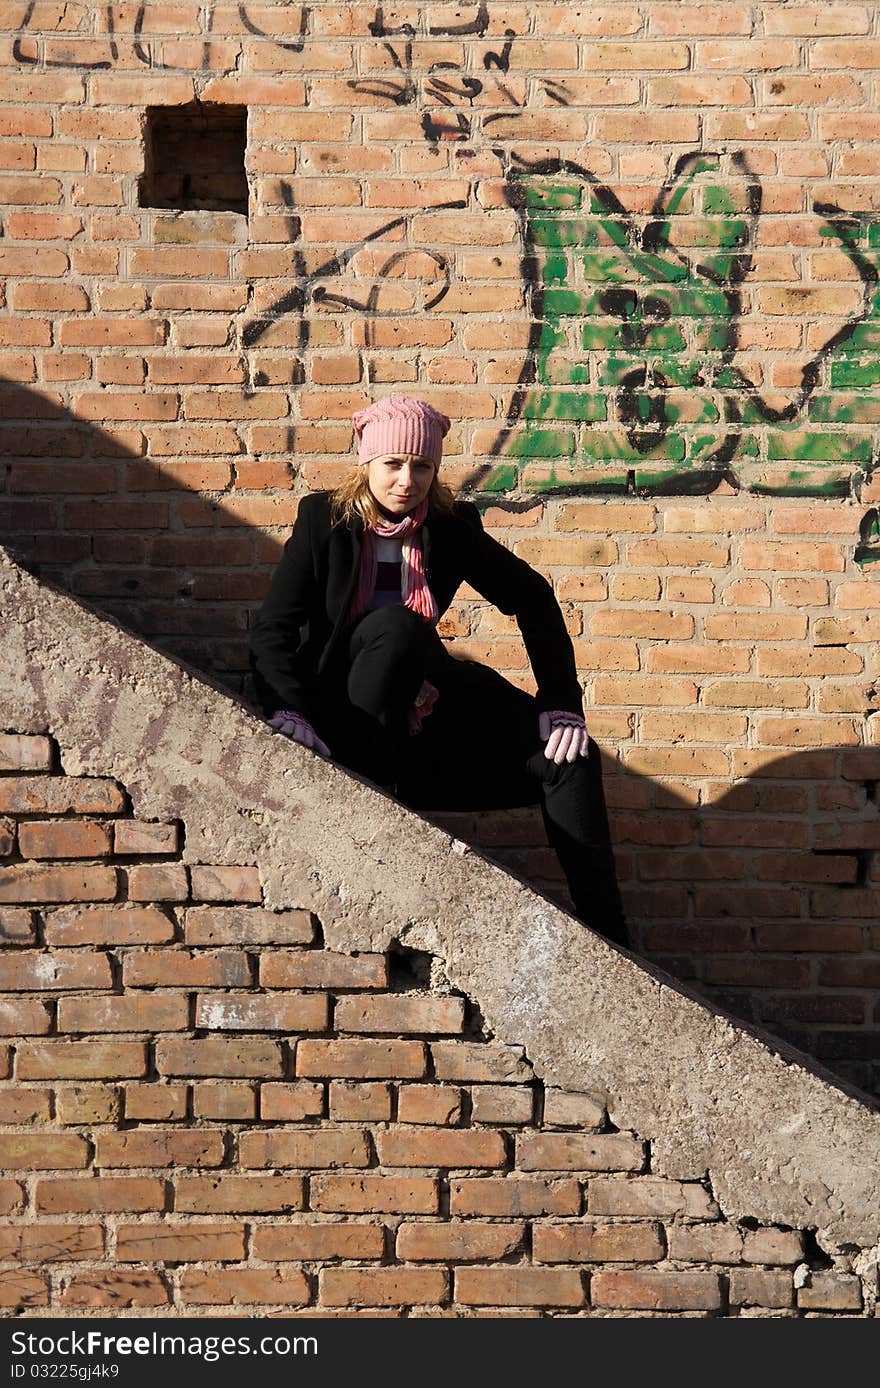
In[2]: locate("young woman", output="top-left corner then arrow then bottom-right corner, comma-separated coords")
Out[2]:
250,394 -> 629,948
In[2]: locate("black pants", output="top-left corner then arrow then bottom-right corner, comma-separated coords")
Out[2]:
314,606 -> 629,948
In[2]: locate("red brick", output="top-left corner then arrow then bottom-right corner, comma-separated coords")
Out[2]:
397,1085 -> 463,1126
335,994 -> 465,1035
466,1088 -> 535,1121
44,905 -> 174,946
311,1176 -> 438,1214
156,1038 -> 283,1078
189,864 -> 262,902
0,862 -> 117,903
194,1084 -> 259,1121
0,1134 -> 89,1170
58,318 -> 165,347
667,1223 -> 743,1262
36,1178 -> 166,1214
95,1130 -> 224,1169
124,1084 -> 188,1122
195,992 -> 328,1032
0,1181 -> 24,1215
57,995 -> 188,1034
145,424 -> 241,456
260,948 -> 386,988
532,1222 -> 664,1263
0,1224 -> 103,1262
320,1267 -> 448,1308
0,734 -> 52,770
0,953 -> 113,991
56,1085 -> 120,1125
175,1176 -> 305,1213
376,1129 -> 506,1169
729,1269 -> 793,1310
240,1128 -> 370,1169
517,1132 -> 644,1172
0,1088 -> 51,1122
743,1228 -> 804,1264
450,1179 -> 581,1217
62,1271 -> 169,1308
0,998 -> 52,1035
0,909 -> 36,944
430,1042 -> 531,1083
180,1267 -> 310,1306
185,906 -> 314,945
543,1090 -> 607,1128
126,862 -> 189,902
456,1267 -> 584,1308
123,949 -> 250,988
397,1222 -> 525,1262
592,1270 -> 722,1310
113,820 -> 180,854
17,1041 -> 147,1079
254,1223 -> 385,1261
797,1273 -> 862,1311
586,1177 -> 718,1218
116,1223 -> 245,1263
329,1081 -> 392,1121
297,1039 -> 425,1079
260,1082 -> 325,1121
0,1270 -> 50,1308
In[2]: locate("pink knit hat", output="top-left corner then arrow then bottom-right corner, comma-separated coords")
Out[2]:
352,394 -> 451,467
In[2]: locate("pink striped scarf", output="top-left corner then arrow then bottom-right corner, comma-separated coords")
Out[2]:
349,498 -> 438,624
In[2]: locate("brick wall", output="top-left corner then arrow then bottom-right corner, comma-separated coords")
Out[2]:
0,8 -> 878,1089
0,732 -> 872,1318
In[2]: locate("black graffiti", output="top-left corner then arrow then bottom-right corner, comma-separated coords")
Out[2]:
242,189 -> 462,360
14,1 -> 565,149
483,31 -> 516,72
13,3 -> 310,70
12,1 -> 507,72
236,3 -> 307,53
349,6 -> 565,145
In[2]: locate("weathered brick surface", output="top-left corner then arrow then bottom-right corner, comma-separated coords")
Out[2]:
397,1084 -> 463,1126
17,1041 -> 148,1079
0,697 -> 877,1320
156,1038 -> 283,1078
260,949 -> 385,988
592,1270 -> 723,1311
185,907 -> 314,946
179,1268 -> 309,1306
45,905 -> 174,946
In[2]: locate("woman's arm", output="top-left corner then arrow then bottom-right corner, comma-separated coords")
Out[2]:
249,495 -> 322,721
457,502 -> 584,715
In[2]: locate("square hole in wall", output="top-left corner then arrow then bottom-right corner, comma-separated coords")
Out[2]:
139,104 -> 248,214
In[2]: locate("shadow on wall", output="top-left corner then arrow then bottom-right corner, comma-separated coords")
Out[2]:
1,383 -> 879,1099
426,748 -> 880,1100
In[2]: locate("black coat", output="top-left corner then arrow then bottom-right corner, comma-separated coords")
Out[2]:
249,491 -> 583,724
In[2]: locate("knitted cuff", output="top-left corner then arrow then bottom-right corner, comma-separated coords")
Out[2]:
545,709 -> 585,728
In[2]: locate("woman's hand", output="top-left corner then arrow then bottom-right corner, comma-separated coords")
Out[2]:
268,709 -> 331,758
538,710 -> 589,764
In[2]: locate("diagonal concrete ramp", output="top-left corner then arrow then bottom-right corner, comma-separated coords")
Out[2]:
2,544 -> 880,1252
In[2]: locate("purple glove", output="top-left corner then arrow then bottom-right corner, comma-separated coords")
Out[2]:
268,709 -> 331,758
538,710 -> 589,764
408,679 -> 439,736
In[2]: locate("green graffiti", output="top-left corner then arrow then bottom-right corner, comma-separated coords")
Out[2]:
485,151 -> 880,498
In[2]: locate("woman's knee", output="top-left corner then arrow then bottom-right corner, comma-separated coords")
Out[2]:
352,605 -> 429,655
537,737 -> 604,787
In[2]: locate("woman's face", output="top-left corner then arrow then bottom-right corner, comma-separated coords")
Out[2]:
366,452 -> 436,517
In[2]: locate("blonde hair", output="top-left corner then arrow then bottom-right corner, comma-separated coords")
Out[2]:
330,463 -> 456,528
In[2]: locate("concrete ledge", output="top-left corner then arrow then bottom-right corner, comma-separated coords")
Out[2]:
3,545 -> 880,1250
